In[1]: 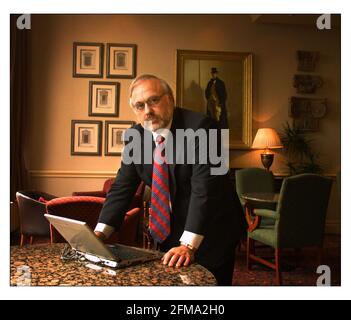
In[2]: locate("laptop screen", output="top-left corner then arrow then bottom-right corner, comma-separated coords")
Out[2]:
44,214 -> 116,261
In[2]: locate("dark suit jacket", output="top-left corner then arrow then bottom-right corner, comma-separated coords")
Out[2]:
205,78 -> 229,129
98,108 -> 245,268
205,77 -> 227,106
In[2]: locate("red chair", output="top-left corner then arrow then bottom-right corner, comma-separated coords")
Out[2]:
71,180 -> 146,245
46,196 -> 141,246
72,179 -> 145,216
48,180 -> 146,246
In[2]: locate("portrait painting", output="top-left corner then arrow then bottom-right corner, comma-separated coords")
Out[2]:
177,50 -> 253,149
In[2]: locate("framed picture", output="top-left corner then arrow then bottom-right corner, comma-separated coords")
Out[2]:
106,43 -> 137,78
176,49 -> 253,149
293,118 -> 320,132
289,96 -> 327,132
89,81 -> 120,117
71,120 -> 102,156
105,120 -> 136,156
296,50 -> 319,72
73,42 -> 104,78
290,97 -> 327,119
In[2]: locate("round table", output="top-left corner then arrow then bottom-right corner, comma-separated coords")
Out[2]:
10,243 -> 217,286
241,192 -> 279,204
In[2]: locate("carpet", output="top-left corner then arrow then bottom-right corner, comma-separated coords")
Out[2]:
232,234 -> 341,286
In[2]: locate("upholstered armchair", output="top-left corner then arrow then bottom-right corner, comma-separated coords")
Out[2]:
72,179 -> 145,206
46,196 -> 142,246
246,174 -> 332,285
16,190 -> 57,245
235,167 -> 277,236
71,180 -> 146,246
235,167 -> 276,210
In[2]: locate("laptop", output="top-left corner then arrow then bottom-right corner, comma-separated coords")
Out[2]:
44,213 -> 161,268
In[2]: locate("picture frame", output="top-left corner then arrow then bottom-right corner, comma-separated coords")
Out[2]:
106,43 -> 137,79
289,96 -> 327,132
71,120 -> 102,156
293,74 -> 323,94
89,81 -> 120,117
105,120 -> 136,156
289,97 -> 327,119
296,50 -> 319,72
176,49 -> 253,149
293,118 -> 320,132
73,42 -> 104,78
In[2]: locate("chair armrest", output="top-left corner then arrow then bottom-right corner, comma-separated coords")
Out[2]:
245,204 -> 279,232
72,191 -> 106,197
107,207 -> 141,246
125,207 -> 140,217
253,209 -> 279,220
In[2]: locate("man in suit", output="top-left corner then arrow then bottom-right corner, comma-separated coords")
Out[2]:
94,74 -> 245,285
205,67 -> 229,129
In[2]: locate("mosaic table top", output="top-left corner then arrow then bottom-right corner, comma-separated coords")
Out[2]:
10,243 -> 217,286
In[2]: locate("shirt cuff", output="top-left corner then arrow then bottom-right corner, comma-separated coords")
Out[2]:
94,223 -> 115,238
179,231 -> 204,250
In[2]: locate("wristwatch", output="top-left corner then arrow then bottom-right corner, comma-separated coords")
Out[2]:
180,241 -> 196,252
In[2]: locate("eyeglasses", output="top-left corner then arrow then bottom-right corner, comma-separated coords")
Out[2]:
132,93 -> 166,112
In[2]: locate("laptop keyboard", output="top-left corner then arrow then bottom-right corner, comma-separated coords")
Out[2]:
108,245 -> 153,260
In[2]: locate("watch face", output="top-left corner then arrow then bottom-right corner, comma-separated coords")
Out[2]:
311,101 -> 327,118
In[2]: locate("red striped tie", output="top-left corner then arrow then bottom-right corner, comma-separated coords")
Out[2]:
149,135 -> 171,244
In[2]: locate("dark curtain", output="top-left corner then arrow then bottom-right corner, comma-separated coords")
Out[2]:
10,15 -> 30,201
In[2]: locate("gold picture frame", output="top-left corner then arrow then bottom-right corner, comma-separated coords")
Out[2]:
176,49 -> 253,149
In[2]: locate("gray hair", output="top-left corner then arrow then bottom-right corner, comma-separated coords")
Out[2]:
129,74 -> 175,104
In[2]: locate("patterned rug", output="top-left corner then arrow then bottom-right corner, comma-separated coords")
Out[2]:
232,234 -> 341,286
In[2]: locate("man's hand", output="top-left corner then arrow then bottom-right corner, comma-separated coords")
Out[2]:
94,231 -> 106,240
161,245 -> 195,268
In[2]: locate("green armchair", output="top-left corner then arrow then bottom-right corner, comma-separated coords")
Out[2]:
235,168 -> 277,227
247,173 -> 332,285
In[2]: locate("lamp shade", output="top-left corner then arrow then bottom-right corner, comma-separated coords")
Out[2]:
251,128 -> 283,149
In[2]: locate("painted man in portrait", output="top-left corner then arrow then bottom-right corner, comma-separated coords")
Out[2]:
205,67 -> 229,129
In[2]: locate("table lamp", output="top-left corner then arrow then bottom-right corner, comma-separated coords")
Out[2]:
251,128 -> 283,171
